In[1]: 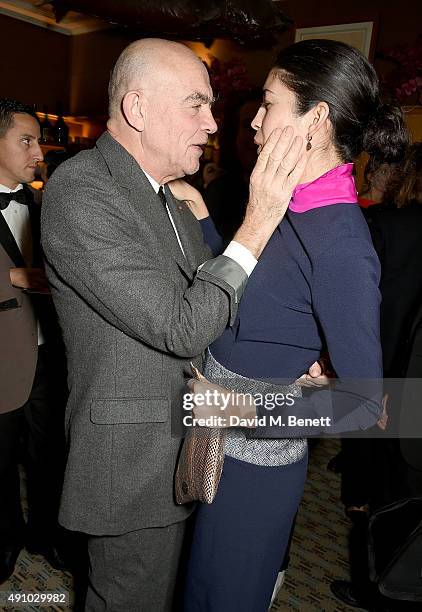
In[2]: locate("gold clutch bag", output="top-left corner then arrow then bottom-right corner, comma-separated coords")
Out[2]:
174,364 -> 226,505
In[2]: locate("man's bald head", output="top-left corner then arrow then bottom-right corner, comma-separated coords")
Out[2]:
106,37 -> 217,184
108,38 -> 203,118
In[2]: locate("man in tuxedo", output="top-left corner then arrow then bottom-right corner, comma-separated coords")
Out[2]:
0,99 -> 68,583
41,39 -> 306,610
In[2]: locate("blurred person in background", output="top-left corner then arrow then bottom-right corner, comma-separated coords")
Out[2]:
331,143 -> 422,611
368,142 -> 422,379
359,158 -> 398,209
202,90 -> 261,243
40,150 -> 73,186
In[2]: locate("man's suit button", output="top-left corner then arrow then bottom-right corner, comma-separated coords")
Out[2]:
182,481 -> 188,494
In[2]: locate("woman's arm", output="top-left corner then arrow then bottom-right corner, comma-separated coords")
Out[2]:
251,235 -> 384,435
168,179 -> 223,256
187,235 -> 384,436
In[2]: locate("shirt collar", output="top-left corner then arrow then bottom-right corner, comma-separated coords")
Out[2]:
141,168 -> 161,194
0,183 -> 23,194
289,163 -> 358,213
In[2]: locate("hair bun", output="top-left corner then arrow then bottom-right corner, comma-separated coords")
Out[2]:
363,103 -> 410,164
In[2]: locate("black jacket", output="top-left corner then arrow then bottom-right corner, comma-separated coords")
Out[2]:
366,202 -> 422,376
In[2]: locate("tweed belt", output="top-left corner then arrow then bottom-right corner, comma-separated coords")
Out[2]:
203,350 -> 307,467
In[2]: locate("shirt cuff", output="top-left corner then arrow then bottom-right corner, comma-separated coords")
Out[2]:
223,241 -> 257,277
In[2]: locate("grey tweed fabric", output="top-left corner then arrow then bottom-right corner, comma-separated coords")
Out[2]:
204,350 -> 307,466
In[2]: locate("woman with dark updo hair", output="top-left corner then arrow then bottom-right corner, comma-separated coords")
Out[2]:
178,39 -> 410,611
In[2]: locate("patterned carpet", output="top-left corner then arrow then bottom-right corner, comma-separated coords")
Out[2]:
1,439 -> 361,611
271,438 -> 359,612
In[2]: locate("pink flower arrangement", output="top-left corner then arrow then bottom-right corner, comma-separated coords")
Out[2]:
379,36 -> 422,104
207,56 -> 252,98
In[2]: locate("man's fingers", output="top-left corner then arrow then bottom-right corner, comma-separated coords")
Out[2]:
254,127 -> 295,175
253,128 -> 282,174
286,151 -> 307,190
268,129 -> 298,168
275,135 -> 304,179
254,130 -> 306,191
265,126 -> 295,164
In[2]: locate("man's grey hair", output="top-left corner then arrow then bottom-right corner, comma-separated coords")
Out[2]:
108,39 -> 204,119
108,41 -> 150,118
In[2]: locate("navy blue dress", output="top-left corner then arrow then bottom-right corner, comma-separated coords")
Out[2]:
185,197 -> 383,611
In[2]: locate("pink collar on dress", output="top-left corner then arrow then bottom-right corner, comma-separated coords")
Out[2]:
289,163 -> 358,213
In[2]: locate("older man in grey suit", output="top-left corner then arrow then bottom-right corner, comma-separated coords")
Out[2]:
41,38 -> 306,610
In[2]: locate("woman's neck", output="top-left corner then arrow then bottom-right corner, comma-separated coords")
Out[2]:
299,149 -> 343,185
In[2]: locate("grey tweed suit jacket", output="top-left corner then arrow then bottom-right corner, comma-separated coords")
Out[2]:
41,131 -> 247,535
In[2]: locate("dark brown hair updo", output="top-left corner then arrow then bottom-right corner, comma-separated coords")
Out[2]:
273,39 -> 410,163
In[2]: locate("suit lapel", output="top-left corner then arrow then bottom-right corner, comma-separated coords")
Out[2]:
164,187 -> 198,273
134,180 -> 191,276
24,186 -> 43,266
96,132 -> 193,277
0,211 -> 25,267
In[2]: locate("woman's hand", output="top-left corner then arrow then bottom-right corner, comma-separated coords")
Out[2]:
186,354 -> 332,428
296,355 -> 335,388
168,179 -> 210,220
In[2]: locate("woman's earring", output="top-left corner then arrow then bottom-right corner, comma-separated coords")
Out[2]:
306,134 -> 312,151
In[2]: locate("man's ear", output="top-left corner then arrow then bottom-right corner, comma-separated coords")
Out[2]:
121,90 -> 146,132
308,101 -> 330,139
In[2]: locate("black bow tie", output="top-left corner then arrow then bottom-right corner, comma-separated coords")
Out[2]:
0,189 -> 27,210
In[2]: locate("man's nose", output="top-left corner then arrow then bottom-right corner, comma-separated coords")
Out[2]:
203,108 -> 218,134
34,141 -> 44,162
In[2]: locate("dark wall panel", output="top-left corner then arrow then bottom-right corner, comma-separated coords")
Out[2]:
0,14 -> 70,113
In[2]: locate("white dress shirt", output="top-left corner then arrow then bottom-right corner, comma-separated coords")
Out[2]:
141,169 -> 257,276
0,184 -> 33,263
0,183 -> 44,345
